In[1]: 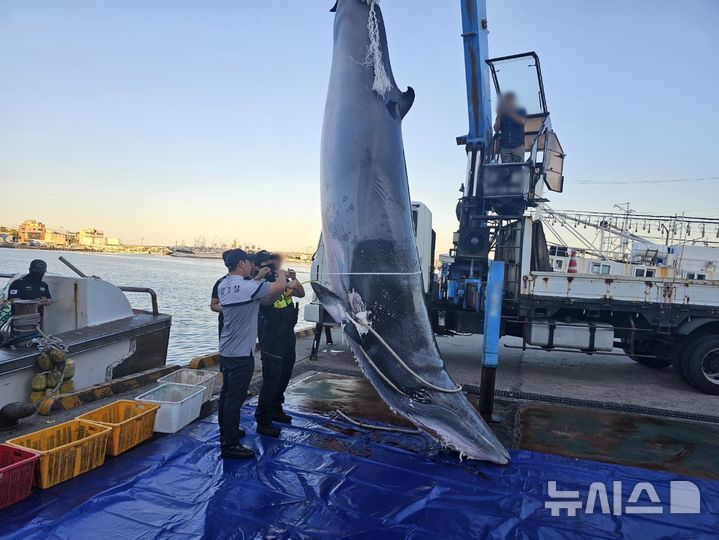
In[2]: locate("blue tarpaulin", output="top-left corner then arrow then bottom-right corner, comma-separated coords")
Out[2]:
1,403 -> 717,539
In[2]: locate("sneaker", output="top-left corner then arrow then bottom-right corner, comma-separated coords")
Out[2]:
257,424 -> 281,438
272,411 -> 292,424
221,444 -> 255,460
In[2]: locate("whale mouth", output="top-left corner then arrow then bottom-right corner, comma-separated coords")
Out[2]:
406,398 -> 511,465
348,337 -> 510,465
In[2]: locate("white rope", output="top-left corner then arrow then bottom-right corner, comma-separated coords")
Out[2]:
315,271 -> 421,277
358,343 -> 409,397
354,317 -> 463,394
365,0 -> 391,97
335,409 -> 421,434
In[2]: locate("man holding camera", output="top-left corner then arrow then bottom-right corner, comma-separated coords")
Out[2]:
253,251 -> 305,437
217,249 -> 286,459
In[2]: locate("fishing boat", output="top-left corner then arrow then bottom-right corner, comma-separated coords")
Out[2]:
170,246 -> 224,259
0,264 -> 171,418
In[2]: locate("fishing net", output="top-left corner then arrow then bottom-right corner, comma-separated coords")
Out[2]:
365,0 -> 391,97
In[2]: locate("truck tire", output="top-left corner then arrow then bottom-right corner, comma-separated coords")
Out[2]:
682,335 -> 719,395
672,351 -> 690,383
623,343 -> 672,369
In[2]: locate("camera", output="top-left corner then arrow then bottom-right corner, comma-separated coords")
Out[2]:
263,263 -> 277,282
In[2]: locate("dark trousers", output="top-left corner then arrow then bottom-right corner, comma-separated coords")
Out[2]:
256,335 -> 296,425
218,355 -> 254,448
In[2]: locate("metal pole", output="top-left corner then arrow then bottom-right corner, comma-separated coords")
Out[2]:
480,260 -> 504,419
58,256 -> 87,278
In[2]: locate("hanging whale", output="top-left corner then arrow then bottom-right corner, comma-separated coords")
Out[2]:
313,0 -> 509,464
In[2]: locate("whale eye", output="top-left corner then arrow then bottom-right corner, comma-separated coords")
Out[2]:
404,387 -> 432,404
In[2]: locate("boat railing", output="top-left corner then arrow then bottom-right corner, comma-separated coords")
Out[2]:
118,287 -> 159,316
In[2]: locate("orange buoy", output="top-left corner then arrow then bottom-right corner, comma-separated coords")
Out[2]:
567,250 -> 578,273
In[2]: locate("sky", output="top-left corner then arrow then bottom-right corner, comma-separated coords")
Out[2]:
1,0 -> 717,252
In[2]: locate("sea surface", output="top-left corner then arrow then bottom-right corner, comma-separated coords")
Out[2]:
0,248 -> 314,364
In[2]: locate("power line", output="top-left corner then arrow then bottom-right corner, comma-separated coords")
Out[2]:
574,176 -> 719,185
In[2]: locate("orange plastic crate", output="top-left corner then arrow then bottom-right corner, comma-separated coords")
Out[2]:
77,400 -> 159,456
6,420 -> 110,489
0,444 -> 39,509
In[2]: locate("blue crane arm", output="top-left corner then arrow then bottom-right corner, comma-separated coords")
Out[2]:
459,0 -> 492,151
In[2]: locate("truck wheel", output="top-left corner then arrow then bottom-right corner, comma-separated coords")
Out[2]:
623,343 -> 672,369
683,335 -> 719,395
672,351 -> 690,383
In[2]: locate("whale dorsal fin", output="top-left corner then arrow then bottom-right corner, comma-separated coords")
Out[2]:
399,86 -> 415,119
311,282 -> 348,324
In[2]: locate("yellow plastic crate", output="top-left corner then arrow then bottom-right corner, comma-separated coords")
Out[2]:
6,420 -> 110,489
77,400 -> 160,456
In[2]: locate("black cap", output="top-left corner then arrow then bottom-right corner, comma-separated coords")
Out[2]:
29,259 -> 47,274
224,249 -> 250,270
252,250 -> 273,266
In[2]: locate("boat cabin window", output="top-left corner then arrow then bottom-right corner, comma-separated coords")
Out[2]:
634,268 -> 655,278
686,272 -> 706,280
591,263 -> 611,275
554,259 -> 564,270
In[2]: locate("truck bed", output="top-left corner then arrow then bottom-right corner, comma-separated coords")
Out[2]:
523,271 -> 719,307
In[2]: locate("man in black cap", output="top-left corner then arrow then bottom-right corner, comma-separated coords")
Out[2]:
7,260 -> 52,316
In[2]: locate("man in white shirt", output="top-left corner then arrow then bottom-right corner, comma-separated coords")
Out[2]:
217,249 -> 287,459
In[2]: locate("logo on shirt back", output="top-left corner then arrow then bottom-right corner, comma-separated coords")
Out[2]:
9,289 -> 17,295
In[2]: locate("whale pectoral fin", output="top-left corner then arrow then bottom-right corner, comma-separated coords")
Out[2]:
311,282 -> 348,324
329,1 -> 338,12
399,86 -> 415,119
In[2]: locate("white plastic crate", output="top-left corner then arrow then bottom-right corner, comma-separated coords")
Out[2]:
158,369 -> 218,403
135,383 -> 204,434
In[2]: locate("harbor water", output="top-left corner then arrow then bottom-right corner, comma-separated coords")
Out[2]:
0,248 -> 314,364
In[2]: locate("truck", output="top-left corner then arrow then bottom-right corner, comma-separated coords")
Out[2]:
305,0 -> 719,397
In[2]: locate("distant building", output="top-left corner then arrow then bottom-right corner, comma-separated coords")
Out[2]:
78,228 -> 105,247
105,237 -> 121,247
44,229 -> 74,246
18,220 -> 46,243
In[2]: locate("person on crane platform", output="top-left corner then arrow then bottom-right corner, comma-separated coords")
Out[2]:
494,91 -> 527,163
253,251 -> 305,438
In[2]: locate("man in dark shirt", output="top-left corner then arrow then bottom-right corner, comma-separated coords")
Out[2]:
210,250 -> 232,339
7,259 -> 52,315
253,251 -> 305,437
493,91 -> 527,163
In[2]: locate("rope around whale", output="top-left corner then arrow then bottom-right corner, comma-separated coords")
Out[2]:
315,271 -> 422,277
352,316 -> 463,394
308,277 -> 463,394
335,409 -> 422,435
